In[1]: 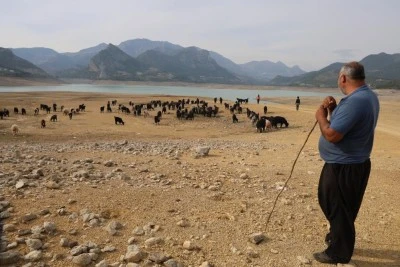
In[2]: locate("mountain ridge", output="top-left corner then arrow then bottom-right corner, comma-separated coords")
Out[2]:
3,39 -> 400,88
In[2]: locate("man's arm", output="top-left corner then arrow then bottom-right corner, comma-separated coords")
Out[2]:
315,105 -> 344,143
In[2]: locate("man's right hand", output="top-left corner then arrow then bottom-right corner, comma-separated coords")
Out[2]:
322,96 -> 337,113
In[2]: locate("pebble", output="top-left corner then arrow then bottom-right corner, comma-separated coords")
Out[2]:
3,223 -> 16,232
297,255 -> 311,264
16,179 -> 26,189
24,250 -> 42,262
72,253 -> 93,266
0,251 -> 21,264
249,232 -> 266,244
182,240 -> 198,251
21,213 -> 38,223
337,262 -> 358,267
124,245 -> 148,263
144,237 -> 164,248
26,238 -> 43,250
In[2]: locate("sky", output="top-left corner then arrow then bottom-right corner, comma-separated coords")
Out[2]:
1,0 -> 399,71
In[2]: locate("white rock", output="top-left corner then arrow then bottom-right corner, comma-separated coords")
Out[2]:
72,253 -> 92,266
249,232 -> 266,244
16,180 -> 26,189
239,173 -> 249,179
24,250 -> 42,262
182,240 -> 198,250
26,238 -> 42,250
297,255 -> 311,264
144,237 -> 164,248
43,221 -> 57,233
95,259 -> 109,267
194,146 -> 210,156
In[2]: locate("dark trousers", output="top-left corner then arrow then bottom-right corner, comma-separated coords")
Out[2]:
318,160 -> 371,263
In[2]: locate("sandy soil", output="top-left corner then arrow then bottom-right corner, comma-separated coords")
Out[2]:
0,88 -> 399,267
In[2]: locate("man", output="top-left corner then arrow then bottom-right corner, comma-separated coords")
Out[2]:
295,96 -> 301,110
314,62 -> 380,264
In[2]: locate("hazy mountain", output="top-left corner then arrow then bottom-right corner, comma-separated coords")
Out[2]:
0,47 -> 51,78
86,44 -> 148,80
62,43 -> 108,67
270,53 -> 400,88
208,51 -> 244,75
118,38 -> 183,57
360,52 -> 400,87
6,39 -> 400,87
137,46 -> 240,83
12,47 -> 75,74
240,60 -> 306,80
270,62 -> 342,87
208,52 -> 305,82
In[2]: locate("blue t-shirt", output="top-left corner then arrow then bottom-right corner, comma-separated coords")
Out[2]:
318,85 -> 380,164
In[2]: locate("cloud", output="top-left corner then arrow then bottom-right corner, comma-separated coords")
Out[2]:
333,49 -> 357,61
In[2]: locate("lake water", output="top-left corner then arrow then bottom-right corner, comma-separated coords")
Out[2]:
0,84 -> 339,102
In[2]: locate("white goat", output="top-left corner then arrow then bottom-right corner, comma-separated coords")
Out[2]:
11,124 -> 19,135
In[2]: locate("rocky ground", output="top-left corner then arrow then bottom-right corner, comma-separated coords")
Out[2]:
0,90 -> 399,267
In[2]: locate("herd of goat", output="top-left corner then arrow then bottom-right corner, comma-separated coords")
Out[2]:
2,97 -> 289,134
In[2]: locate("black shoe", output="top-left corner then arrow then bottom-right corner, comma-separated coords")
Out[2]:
313,251 -> 337,264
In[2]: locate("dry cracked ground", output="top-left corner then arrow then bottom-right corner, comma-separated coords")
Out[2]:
0,90 -> 399,267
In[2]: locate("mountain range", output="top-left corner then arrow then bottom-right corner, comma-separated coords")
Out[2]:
270,53 -> 400,88
1,38 -> 399,88
0,47 -> 55,81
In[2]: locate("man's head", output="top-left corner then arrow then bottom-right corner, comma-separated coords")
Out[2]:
338,61 -> 366,94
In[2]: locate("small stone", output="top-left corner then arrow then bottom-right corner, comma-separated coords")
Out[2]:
26,238 -> 43,250
24,250 -> 42,262
132,227 -> 145,236
101,245 -> 116,252
16,180 -> 26,189
60,238 -> 70,247
72,253 -> 92,266
3,223 -> 16,232
177,219 -> 190,227
194,146 -> 210,156
127,237 -> 137,244
0,210 -> 11,219
43,221 -> 57,233
105,221 -> 122,235
148,252 -> 170,263
182,240 -> 198,251
104,161 -> 114,167
68,199 -> 77,204
70,245 -> 89,256
33,169 -> 44,176
7,242 -> 18,249
124,245 -> 148,263
249,232 -> 266,244
246,247 -> 259,258
164,259 -> 184,267
240,173 -> 249,179
95,259 -> 108,267
337,262 -> 358,267
21,213 -> 38,223
144,237 -> 164,248
297,255 -> 311,264
45,181 -> 60,189
199,261 -> 214,267
0,251 -> 21,265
